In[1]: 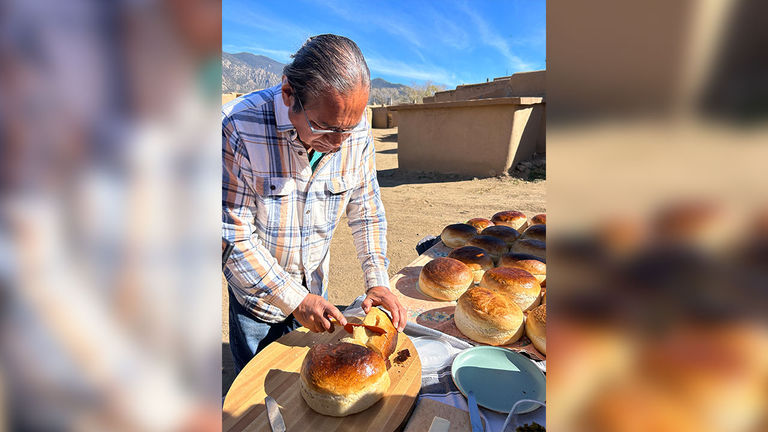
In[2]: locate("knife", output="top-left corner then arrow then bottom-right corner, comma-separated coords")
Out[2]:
467,391 -> 484,432
330,319 -> 387,335
264,395 -> 286,432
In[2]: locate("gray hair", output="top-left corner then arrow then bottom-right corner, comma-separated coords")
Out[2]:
283,34 -> 370,112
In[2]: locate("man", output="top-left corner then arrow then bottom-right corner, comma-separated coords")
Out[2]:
222,34 -> 407,372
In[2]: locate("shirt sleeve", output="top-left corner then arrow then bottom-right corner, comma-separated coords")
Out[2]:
346,131 -> 390,291
222,116 -> 307,319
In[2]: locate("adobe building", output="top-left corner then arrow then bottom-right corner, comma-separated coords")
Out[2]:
371,106 -> 398,128
390,70 -> 545,177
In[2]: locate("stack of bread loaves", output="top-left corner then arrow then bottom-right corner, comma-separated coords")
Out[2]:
299,308 -> 399,416
424,211 -> 547,354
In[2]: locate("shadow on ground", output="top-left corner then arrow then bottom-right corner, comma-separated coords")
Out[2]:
377,169 -> 483,187
377,148 -> 398,155
378,132 -> 398,143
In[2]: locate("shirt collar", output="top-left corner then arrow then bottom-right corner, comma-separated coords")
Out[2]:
273,85 -> 296,133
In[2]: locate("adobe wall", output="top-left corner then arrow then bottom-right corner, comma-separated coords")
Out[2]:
389,97 -> 544,177
431,70 -> 545,103
371,106 -> 398,128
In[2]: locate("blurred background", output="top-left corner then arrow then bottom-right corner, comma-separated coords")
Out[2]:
0,0 -> 221,430
548,0 -> 768,431
1,0 -> 767,430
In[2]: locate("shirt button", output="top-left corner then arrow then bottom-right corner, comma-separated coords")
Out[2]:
298,151 -> 303,155
305,210 -> 310,214
270,185 -> 276,190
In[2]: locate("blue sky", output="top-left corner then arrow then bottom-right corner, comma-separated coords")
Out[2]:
223,0 -> 545,88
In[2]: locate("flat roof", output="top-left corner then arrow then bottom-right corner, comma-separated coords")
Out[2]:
388,96 -> 544,111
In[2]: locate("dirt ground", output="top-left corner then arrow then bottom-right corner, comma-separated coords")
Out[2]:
222,127 -> 545,394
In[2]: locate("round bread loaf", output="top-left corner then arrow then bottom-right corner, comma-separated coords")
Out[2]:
480,267 -> 541,311
526,304 -> 546,355
466,235 -> 508,262
440,223 -> 478,248
499,252 -> 546,284
300,343 -> 390,416
522,224 -> 546,242
362,307 -> 398,358
455,286 -> 524,345
531,213 -> 546,225
511,238 -> 546,260
491,211 -> 527,230
466,218 -> 494,233
480,225 -> 521,249
418,257 -> 474,300
448,246 -> 494,284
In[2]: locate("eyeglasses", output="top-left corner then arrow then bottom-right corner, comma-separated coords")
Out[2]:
295,95 -> 367,135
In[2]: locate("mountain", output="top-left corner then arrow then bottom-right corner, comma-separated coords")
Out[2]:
369,78 -> 411,105
371,77 -> 407,90
222,52 -> 438,104
222,52 -> 284,93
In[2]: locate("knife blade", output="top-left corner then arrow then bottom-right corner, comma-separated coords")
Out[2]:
330,319 -> 387,335
264,395 -> 286,432
467,391 -> 484,432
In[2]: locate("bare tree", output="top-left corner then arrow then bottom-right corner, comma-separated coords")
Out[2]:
405,81 -> 447,103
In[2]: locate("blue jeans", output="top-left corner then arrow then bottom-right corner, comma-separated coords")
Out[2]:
227,286 -> 302,374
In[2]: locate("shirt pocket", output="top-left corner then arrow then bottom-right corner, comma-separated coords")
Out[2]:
263,177 -> 296,197
254,177 -> 297,233
321,175 -> 358,223
326,176 -> 357,195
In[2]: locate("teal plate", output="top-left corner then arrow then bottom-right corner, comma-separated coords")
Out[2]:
451,347 -> 546,414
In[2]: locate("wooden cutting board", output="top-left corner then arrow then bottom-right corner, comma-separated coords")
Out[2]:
223,326 -> 422,432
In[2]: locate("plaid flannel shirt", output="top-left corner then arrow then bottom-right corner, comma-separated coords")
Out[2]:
222,84 -> 389,323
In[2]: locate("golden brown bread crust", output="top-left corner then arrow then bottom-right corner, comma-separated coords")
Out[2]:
483,267 -> 539,290
466,218 -> 494,232
491,211 -> 527,229
457,286 -> 522,331
362,308 -> 398,358
448,246 -> 494,284
480,225 -> 521,248
421,257 -> 473,285
499,252 -> 546,276
531,214 -> 546,225
455,286 -> 525,345
447,246 -> 494,272
529,303 -> 546,324
511,238 -> 546,259
418,257 -> 474,300
480,267 -> 541,311
522,224 -> 546,242
301,343 -> 386,395
525,304 -> 546,354
441,223 -> 479,248
466,235 -> 508,260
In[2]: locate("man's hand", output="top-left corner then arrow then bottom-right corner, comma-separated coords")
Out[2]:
362,286 -> 407,332
293,294 -> 347,333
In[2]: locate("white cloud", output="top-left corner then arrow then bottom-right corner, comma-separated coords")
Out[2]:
424,5 -> 471,50
457,2 -> 532,72
319,0 -> 425,49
